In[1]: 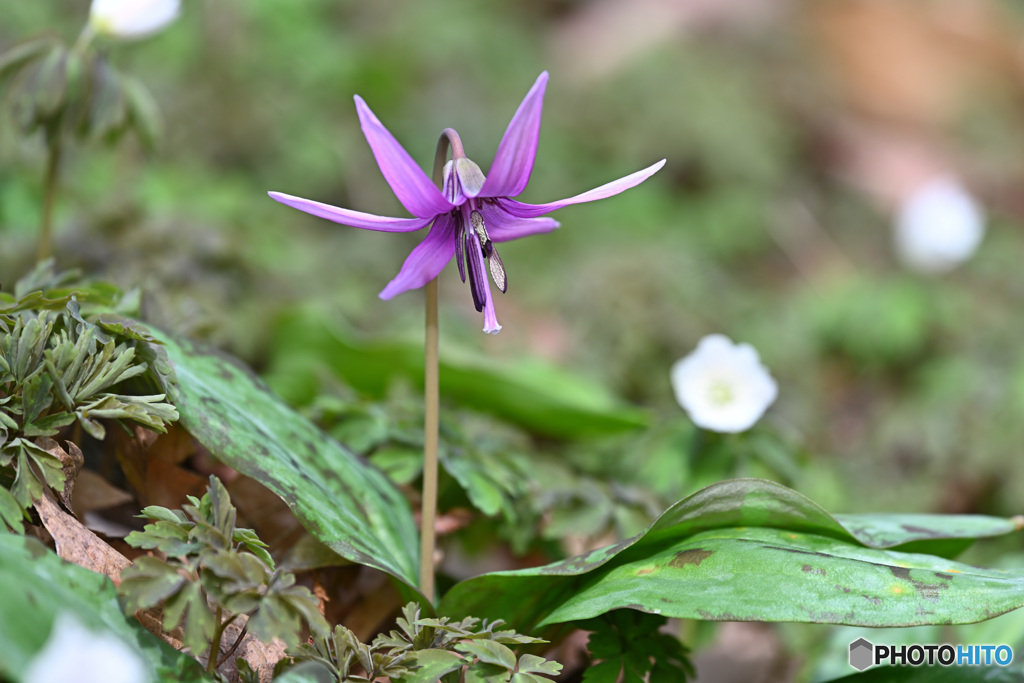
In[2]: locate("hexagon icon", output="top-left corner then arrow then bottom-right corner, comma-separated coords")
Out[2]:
849,638 -> 874,671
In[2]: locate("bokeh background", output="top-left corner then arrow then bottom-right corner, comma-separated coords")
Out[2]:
4,1 -> 1024,680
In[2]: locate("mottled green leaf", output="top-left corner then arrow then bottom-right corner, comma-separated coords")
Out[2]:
0,534 -> 211,682
832,513 -> 1023,558
440,479 -> 1024,631
151,330 -> 420,591
538,526 -> 1024,626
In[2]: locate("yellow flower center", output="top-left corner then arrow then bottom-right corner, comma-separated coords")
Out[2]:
707,379 -> 735,407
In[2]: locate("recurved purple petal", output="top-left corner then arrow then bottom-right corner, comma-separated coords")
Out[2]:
355,96 -> 454,219
481,204 -> 560,243
477,72 -> 549,199
379,213 -> 459,300
269,192 -> 432,232
500,159 -> 666,219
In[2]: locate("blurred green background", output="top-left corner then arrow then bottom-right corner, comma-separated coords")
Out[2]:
4,1 -> 1024,674
5,0 -> 1024,516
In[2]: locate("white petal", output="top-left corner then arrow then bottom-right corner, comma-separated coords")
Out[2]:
895,176 -> 984,273
670,334 -> 778,433
24,613 -> 150,683
90,0 -> 181,40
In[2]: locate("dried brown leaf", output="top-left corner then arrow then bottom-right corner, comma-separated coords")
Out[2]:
36,489 -> 131,585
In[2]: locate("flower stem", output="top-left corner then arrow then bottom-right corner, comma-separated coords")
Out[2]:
419,132 -> 455,603
421,278 -> 439,602
37,135 -> 63,262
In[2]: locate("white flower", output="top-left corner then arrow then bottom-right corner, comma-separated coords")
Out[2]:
89,0 -> 181,41
894,176 -> 984,273
670,334 -> 778,433
23,612 -> 150,683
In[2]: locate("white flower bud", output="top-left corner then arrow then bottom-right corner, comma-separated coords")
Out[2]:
671,334 -> 778,433
895,176 -> 984,273
89,0 -> 181,41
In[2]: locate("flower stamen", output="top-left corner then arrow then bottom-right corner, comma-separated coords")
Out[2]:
465,230 -> 488,312
470,209 -> 507,293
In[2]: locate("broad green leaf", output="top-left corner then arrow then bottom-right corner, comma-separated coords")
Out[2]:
440,479 -> 1024,631
832,513 -> 1023,558
265,308 -> 647,439
0,533 -> 211,682
538,526 -> 1024,626
151,331 -> 420,591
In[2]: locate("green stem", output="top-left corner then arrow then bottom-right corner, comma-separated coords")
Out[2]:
207,606 -> 224,674
37,136 -> 62,262
421,278 -> 439,602
419,132 -> 458,603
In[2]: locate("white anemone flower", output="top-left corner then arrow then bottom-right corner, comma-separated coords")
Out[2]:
23,612 -> 150,683
670,334 -> 778,433
89,0 -> 181,41
894,176 -> 984,274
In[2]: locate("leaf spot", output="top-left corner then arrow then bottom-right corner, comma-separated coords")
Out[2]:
669,549 -> 713,568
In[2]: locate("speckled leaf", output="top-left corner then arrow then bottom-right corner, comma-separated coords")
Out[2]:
439,479 -> 1024,631
151,331 -> 420,591
0,533 -> 211,682
536,526 -> 1024,626
832,513 -> 1023,558
265,308 -> 647,439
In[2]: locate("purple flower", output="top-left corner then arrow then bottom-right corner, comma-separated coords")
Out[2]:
269,72 -> 665,334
